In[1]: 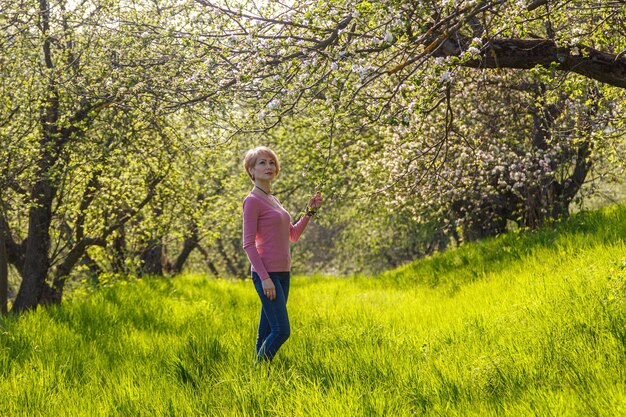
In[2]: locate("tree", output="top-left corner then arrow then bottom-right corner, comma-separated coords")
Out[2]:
373,68 -> 624,242
0,0 -> 228,312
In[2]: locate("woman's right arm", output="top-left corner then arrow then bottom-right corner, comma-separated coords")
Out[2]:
242,198 -> 270,280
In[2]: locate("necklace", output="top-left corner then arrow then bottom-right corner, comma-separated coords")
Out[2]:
255,185 -> 271,195
254,185 -> 279,208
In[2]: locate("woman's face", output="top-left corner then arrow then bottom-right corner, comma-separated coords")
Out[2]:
250,156 -> 277,181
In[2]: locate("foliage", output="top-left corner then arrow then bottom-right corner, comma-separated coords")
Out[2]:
1,203 -> 626,415
0,0 -> 241,309
1,0 -> 625,308
183,0 -> 626,128
368,68 -> 626,241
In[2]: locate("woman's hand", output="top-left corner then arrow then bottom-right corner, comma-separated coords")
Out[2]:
262,278 -> 276,300
308,191 -> 323,210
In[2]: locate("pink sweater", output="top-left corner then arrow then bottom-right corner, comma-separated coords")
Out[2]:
242,193 -> 310,280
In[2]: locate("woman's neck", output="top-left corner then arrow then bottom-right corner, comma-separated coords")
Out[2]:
254,181 -> 271,195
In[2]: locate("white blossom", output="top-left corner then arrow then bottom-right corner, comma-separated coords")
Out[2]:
439,70 -> 452,83
384,31 -> 394,43
467,46 -> 481,56
267,99 -> 280,110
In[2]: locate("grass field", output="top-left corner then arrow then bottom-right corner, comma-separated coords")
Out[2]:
1,205 -> 626,416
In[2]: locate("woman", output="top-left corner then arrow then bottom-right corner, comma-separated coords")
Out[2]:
242,146 -> 322,364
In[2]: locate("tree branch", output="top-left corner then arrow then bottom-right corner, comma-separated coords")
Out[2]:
58,97 -> 116,143
100,173 -> 163,240
75,170 -> 102,243
51,172 -> 164,291
432,37 -> 626,88
527,0 -> 549,12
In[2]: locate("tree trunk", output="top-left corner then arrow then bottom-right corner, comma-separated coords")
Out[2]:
48,238 -> 95,304
216,238 -> 240,277
12,179 -> 54,312
81,253 -> 102,286
139,240 -> 164,276
230,238 -> 248,275
451,199 -> 507,242
170,225 -> 200,275
170,238 -> 196,274
195,244 -> 220,277
0,235 -> 8,316
110,224 -> 127,274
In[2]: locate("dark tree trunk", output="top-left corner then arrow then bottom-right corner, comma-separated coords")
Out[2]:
195,244 -> 220,278
12,178 -> 55,312
169,225 -> 200,275
561,139 -> 592,207
139,240 -> 164,276
81,252 -> 103,285
230,238 -> 248,275
48,238 -> 96,304
0,235 -> 8,316
461,216 -> 507,242
525,88 -> 594,228
451,199 -> 508,243
0,213 -> 24,277
110,223 -> 127,274
216,238 -> 240,277
206,259 -> 220,278
170,238 -> 196,274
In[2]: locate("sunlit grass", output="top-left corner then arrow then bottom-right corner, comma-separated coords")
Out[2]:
1,205 -> 626,416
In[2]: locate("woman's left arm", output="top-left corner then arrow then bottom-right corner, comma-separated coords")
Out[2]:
289,191 -> 323,242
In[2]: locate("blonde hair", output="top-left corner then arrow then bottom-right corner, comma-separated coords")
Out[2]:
243,146 -> 280,182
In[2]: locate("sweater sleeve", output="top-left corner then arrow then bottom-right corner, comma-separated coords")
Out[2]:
242,197 -> 270,280
289,214 -> 311,243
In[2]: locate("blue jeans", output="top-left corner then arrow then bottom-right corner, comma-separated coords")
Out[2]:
252,271 -> 291,362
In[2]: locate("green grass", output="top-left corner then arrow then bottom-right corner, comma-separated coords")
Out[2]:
2,205 -> 626,416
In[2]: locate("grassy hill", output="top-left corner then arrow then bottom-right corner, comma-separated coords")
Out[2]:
1,205 -> 626,416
